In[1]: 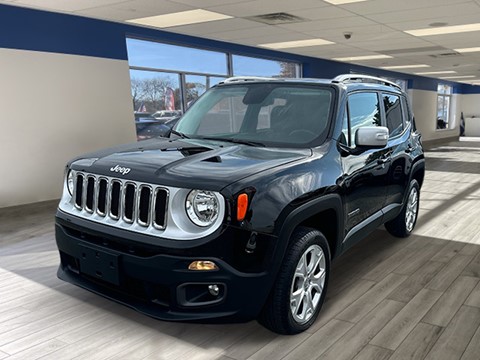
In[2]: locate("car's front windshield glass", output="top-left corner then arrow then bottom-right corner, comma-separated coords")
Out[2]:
175,83 -> 334,147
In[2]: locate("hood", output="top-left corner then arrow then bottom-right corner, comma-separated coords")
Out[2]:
70,138 -> 312,191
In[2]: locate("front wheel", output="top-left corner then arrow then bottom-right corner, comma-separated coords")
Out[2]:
385,179 -> 420,238
258,227 -> 330,334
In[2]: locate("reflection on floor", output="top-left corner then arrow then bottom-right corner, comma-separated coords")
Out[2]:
1,139 -> 480,360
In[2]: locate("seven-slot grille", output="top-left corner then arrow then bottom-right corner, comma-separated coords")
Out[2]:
73,172 -> 168,229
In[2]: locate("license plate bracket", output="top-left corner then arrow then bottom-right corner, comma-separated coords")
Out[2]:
79,244 -> 120,285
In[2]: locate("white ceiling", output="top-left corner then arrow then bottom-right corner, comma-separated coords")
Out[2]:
4,0 -> 480,83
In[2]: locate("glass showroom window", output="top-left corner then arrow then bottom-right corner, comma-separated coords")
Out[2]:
437,84 -> 452,130
126,38 -> 300,140
232,55 -> 300,77
127,38 -> 228,75
130,70 -> 181,113
130,70 -> 182,141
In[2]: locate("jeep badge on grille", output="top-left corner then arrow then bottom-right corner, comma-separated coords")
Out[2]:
110,165 -> 131,175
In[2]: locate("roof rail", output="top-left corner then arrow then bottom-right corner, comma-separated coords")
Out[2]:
332,74 -> 402,90
220,76 -> 277,84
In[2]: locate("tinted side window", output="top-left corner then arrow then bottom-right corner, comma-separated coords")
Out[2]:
347,92 -> 381,147
383,94 -> 403,137
340,108 -> 349,146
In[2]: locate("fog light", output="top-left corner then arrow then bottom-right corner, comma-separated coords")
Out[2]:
188,260 -> 218,271
208,284 -> 220,296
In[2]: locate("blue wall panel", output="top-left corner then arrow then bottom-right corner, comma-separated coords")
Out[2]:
1,3 -> 479,94
0,4 -> 128,60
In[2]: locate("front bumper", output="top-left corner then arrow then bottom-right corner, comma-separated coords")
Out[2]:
55,211 -> 276,322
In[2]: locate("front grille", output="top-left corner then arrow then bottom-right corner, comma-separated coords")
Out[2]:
73,172 -> 168,229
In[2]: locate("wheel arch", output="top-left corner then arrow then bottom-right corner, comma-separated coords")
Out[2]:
410,158 -> 425,189
275,194 -> 344,264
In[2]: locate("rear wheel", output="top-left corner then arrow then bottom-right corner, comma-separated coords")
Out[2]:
385,179 -> 420,237
258,227 -> 330,334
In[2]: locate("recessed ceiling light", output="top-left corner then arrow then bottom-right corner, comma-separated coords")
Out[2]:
439,75 -> 476,79
333,54 -> 392,61
259,39 -> 334,49
127,9 -> 232,28
415,71 -> 457,75
324,0 -> 369,4
405,23 -> 480,36
381,64 -> 430,70
454,47 -> 480,53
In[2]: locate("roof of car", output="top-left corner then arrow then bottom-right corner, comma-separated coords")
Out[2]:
218,74 -> 404,94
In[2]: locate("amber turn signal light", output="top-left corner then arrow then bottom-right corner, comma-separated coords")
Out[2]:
237,193 -> 248,221
188,260 -> 218,271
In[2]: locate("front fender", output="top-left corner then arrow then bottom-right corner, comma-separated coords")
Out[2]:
265,194 -> 344,288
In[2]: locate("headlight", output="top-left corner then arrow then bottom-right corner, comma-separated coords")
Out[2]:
67,170 -> 75,196
185,190 -> 220,227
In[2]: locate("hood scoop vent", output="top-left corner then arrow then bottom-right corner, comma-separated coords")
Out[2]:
179,147 -> 212,157
202,156 -> 222,163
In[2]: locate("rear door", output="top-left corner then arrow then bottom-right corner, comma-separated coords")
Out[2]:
382,93 -> 413,207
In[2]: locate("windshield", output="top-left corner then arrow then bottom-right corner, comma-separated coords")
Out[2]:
175,83 -> 334,147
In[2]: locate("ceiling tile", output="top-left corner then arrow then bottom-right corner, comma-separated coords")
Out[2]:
297,44 -> 366,57
164,18 -> 263,36
233,32 -> 322,46
287,4 -> 357,20
209,0 -> 334,18
343,0 -> 473,15
350,37 -> 434,52
15,0 -> 127,12
75,0 -> 194,20
276,15 -> 376,32
208,25 -> 293,41
301,24 -> 401,43
170,0 -> 252,7
364,2 -> 480,24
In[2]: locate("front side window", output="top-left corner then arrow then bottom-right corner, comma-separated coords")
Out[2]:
176,84 -> 333,147
437,84 -> 452,130
383,94 -> 404,137
347,92 -> 381,147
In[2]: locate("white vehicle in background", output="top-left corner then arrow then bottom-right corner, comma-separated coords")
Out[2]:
152,110 -> 182,122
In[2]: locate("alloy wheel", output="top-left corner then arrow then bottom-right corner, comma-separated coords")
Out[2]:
289,244 -> 326,324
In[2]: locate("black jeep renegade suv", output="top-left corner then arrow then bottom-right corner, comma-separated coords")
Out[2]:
55,74 -> 424,334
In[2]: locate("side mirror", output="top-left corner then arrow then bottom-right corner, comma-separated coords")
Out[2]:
355,126 -> 389,148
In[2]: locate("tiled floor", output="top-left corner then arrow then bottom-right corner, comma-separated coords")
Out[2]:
1,139 -> 480,359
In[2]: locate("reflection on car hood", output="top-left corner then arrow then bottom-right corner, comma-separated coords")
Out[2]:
69,138 -> 312,191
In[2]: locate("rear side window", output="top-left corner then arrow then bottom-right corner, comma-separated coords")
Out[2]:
347,92 -> 381,147
383,94 -> 404,137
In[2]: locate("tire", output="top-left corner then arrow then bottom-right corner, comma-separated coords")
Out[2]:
258,227 -> 330,335
385,179 -> 420,238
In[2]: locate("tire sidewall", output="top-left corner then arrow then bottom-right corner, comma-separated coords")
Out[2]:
284,230 -> 331,333
404,179 -> 420,236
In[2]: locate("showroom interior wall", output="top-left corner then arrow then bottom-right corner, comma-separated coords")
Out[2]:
1,3 -> 479,208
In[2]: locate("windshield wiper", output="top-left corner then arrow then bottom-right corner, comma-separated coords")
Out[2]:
170,129 -> 190,139
200,137 -> 265,147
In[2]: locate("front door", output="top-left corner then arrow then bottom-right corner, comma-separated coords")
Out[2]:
340,92 -> 390,245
